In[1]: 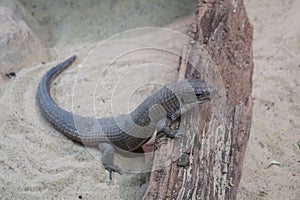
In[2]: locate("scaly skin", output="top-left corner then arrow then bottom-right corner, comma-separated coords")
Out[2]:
37,55 -> 212,179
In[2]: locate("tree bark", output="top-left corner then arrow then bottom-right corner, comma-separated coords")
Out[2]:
143,0 -> 253,199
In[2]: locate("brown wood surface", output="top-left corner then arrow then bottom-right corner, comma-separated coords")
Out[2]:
143,0 -> 253,199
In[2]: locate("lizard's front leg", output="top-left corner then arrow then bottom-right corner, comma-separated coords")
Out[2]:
160,102 -> 200,138
157,114 -> 184,139
98,143 -> 122,180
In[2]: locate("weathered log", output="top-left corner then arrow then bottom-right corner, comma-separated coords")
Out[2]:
143,0 -> 253,199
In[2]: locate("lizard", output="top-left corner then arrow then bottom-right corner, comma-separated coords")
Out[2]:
37,55 -> 213,179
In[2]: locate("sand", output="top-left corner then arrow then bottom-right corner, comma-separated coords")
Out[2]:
0,0 -> 299,199
238,1 -> 300,199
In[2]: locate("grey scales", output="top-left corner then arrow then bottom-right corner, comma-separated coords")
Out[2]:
37,55 -> 213,179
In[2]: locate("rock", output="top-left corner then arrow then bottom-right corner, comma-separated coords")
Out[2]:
0,7 -> 45,74
143,0 -> 254,199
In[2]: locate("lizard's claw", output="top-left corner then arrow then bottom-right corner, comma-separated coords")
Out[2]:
161,127 -> 185,139
104,164 -> 122,180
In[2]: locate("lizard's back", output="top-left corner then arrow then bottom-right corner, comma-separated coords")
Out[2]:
37,56 -> 155,151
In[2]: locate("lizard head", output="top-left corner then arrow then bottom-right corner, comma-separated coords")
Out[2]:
188,79 -> 214,104
167,79 -> 214,106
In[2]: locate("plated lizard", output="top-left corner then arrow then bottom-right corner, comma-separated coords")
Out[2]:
37,55 -> 213,179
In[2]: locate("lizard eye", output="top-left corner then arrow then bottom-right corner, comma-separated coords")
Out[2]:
195,90 -> 203,97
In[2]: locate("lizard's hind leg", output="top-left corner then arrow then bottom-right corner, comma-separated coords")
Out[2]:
98,143 -> 122,180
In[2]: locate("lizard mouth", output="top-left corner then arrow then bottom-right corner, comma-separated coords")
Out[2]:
195,85 -> 215,103
196,95 -> 211,103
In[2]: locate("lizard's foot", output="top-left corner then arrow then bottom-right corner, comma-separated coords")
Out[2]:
104,164 -> 122,180
161,127 -> 185,139
98,143 -> 122,180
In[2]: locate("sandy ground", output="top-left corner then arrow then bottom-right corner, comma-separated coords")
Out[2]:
238,1 -> 300,199
0,0 -> 299,199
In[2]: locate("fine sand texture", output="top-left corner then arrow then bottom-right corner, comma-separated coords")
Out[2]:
238,1 -> 299,199
0,0 -> 299,199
